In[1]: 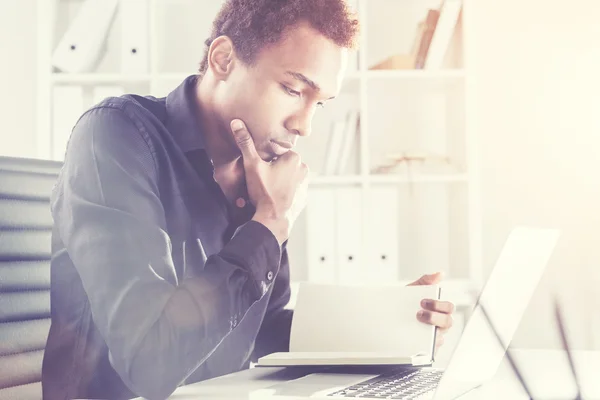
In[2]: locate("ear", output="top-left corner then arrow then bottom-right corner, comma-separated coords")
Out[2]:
208,35 -> 236,79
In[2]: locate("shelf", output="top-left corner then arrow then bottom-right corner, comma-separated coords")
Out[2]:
155,73 -> 197,81
51,73 -> 152,83
309,174 -> 469,185
39,1 -> 481,298
311,175 -> 363,185
369,173 -> 469,184
365,69 -> 465,80
48,69 -> 463,84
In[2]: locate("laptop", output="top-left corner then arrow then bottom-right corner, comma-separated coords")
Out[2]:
250,226 -> 561,400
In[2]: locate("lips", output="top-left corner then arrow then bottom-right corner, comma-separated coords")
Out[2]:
271,140 -> 293,149
269,140 -> 294,156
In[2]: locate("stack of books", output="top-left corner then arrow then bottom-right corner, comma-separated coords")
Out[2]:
321,110 -> 360,176
370,0 -> 463,70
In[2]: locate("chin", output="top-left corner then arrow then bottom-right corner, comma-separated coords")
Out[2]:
257,147 -> 277,162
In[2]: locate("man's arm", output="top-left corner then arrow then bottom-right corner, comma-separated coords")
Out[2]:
252,245 -> 294,361
53,105 -> 282,399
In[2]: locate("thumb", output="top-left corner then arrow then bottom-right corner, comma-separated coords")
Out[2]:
231,119 -> 259,162
407,272 -> 442,286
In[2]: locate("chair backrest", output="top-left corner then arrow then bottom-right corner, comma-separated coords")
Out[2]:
0,156 -> 62,400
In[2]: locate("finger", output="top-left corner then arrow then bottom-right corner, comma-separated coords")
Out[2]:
421,299 -> 455,314
417,310 -> 453,330
304,163 -> 313,181
407,272 -> 442,286
277,149 -> 302,165
230,119 -> 260,162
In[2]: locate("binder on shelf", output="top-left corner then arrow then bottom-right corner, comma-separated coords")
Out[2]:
414,9 -> 440,69
335,110 -> 359,175
305,188 -> 337,284
322,119 -> 346,175
52,0 -> 119,73
120,0 -> 150,74
424,0 -> 463,69
365,186 -> 399,283
92,85 -> 125,105
335,187 -> 363,284
52,86 -> 84,161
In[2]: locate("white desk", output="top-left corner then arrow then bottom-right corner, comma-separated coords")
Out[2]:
161,349 -> 600,399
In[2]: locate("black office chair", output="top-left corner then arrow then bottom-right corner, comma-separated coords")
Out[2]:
0,156 -> 62,400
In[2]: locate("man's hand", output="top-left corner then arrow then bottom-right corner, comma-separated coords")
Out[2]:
407,272 -> 455,350
231,119 -> 309,245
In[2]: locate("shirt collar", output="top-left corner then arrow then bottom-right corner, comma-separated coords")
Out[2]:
165,74 -> 206,152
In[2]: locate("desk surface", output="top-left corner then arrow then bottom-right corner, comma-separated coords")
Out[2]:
161,349 -> 600,400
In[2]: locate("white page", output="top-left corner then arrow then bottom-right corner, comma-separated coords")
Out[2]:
289,283 -> 439,356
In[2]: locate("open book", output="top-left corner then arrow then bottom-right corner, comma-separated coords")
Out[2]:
256,283 -> 441,367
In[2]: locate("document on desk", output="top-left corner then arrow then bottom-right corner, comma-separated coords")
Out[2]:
256,282 -> 440,367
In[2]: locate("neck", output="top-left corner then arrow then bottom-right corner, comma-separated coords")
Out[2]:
194,75 -> 241,169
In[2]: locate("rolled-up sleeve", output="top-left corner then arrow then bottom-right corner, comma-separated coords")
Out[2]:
52,105 -> 282,399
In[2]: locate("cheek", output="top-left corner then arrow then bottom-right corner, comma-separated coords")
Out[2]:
224,77 -> 289,143
241,94 -> 288,138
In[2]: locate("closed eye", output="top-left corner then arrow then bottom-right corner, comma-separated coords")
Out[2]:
282,84 -> 327,109
281,84 -> 301,97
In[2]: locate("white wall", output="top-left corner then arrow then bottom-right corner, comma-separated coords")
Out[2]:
0,0 -> 38,158
467,0 -> 600,349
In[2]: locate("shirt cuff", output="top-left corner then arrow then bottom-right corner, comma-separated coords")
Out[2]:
221,220 -> 282,296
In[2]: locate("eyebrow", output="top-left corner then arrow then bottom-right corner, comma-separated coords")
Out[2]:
285,71 -> 336,100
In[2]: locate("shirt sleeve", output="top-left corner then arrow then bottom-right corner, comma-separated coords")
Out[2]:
251,245 -> 294,361
52,105 -> 283,400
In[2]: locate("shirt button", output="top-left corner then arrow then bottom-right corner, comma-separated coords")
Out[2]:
266,271 -> 274,281
235,197 -> 246,208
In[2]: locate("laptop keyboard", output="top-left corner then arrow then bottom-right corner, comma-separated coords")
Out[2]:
327,368 -> 443,399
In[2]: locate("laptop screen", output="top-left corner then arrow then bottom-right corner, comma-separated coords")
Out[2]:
432,227 -> 560,400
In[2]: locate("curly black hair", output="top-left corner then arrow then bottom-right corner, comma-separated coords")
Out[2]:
198,0 -> 360,76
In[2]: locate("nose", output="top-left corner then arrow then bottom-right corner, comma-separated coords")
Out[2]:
285,106 -> 314,137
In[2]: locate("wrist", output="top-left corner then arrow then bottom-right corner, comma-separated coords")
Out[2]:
252,211 -> 288,245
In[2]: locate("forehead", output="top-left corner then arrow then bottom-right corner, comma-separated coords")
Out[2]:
253,22 -> 347,95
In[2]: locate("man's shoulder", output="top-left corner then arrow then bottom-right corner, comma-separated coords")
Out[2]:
89,93 -> 167,125
72,93 -> 170,155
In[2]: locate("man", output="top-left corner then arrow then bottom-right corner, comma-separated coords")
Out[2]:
42,0 -> 454,399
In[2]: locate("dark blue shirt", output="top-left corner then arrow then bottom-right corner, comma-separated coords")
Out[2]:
42,75 -> 293,400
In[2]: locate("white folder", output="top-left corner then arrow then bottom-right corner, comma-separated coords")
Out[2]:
424,0 -> 463,69
52,86 -> 84,161
305,188 -> 337,284
52,0 -> 119,73
365,186 -> 399,283
335,187 -> 364,284
92,85 -> 125,105
120,0 -> 150,74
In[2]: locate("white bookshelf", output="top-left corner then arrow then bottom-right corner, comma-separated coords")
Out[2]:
36,0 -> 482,310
